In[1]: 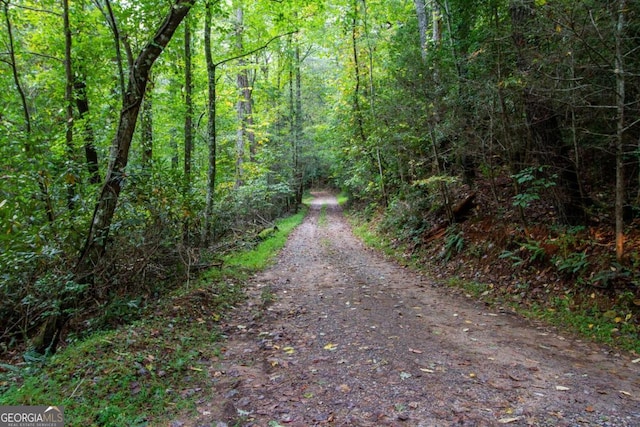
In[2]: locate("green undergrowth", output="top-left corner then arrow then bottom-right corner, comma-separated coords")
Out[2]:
351,218 -> 414,262
0,208 -> 307,426
349,212 -> 640,355
221,207 -> 306,272
531,297 -> 639,351
336,192 -> 349,206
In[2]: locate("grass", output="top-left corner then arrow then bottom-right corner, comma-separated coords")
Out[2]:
350,219 -> 407,260
336,192 -> 349,206
222,208 -> 306,272
448,277 -> 492,298
318,204 -> 328,226
1,319 -> 225,426
0,208 -> 307,426
524,296 -> 640,353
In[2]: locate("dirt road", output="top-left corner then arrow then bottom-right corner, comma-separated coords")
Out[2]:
186,192 -> 640,426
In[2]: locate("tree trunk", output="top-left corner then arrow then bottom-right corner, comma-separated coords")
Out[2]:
184,16 -> 193,186
37,3 -> 76,351
31,313 -> 66,356
74,78 -> 101,184
293,38 -> 304,208
288,38 -> 296,208
203,0 -> 218,244
615,0 -> 627,262
3,0 -> 32,147
351,0 -> 366,145
431,0 -> 442,45
171,129 -> 179,169
233,5 -> 257,180
98,0 -> 128,106
234,6 -> 246,187
413,0 -> 428,62
246,67 -> 257,162
76,0 -> 195,283
429,125 -> 453,223
289,35 -> 302,212
63,0 -> 76,206
141,76 -> 154,165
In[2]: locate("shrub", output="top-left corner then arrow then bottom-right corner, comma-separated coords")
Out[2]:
378,188 -> 436,244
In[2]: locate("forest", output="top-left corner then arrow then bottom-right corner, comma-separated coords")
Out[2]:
1,0 -> 639,362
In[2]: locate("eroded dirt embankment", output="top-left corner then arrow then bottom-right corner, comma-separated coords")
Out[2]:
177,192 -> 640,427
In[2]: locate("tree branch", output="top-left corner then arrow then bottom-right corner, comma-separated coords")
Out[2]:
214,29 -> 298,67
9,3 -> 62,17
27,50 -> 63,62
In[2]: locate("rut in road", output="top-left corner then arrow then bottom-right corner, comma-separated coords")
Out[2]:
186,192 -> 640,427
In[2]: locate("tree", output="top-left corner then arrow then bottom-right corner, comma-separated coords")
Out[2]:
291,35 -> 304,208
2,0 -> 31,144
76,0 -> 195,280
201,0 -> 296,242
141,75 -> 154,165
615,0 -> 627,262
413,0 -> 428,61
350,0 -> 366,146
233,4 -> 257,187
509,0 -> 586,225
63,0 -> 76,209
6,0 -> 195,356
184,15 -> 194,186
203,0 -> 217,244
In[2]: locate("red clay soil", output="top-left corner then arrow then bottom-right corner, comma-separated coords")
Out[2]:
172,192 -> 640,427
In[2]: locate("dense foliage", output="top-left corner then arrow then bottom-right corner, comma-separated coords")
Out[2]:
1,0 -> 639,354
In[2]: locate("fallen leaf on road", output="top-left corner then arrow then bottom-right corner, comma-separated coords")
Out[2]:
400,371 -> 412,380
419,368 -> 434,373
283,346 -> 295,354
409,348 -> 423,354
585,406 -> 595,412
498,417 -> 521,424
631,358 -> 640,364
337,384 -> 351,393
555,385 -> 570,391
323,343 -> 338,351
